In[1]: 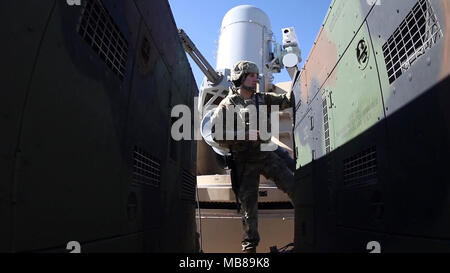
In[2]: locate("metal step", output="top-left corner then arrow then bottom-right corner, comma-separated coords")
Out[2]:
197,174 -> 291,203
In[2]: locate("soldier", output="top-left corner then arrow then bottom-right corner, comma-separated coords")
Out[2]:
211,60 -> 296,253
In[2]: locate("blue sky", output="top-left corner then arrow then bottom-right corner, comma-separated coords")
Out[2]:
168,0 -> 332,88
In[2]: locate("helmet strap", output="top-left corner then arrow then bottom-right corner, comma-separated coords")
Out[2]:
241,84 -> 257,92
240,73 -> 257,92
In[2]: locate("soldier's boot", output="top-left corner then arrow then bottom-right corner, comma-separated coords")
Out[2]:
243,247 -> 256,253
242,241 -> 257,253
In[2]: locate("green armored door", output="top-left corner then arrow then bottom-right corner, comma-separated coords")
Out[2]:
329,22 -> 387,233
328,23 -> 385,148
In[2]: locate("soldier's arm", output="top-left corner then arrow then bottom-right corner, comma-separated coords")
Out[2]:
264,90 -> 294,111
211,101 -> 241,145
211,101 -> 258,145
211,103 -> 229,145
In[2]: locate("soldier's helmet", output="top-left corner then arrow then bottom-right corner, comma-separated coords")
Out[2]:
231,61 -> 259,87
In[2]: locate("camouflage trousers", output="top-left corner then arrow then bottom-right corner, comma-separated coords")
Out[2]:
232,147 -> 295,251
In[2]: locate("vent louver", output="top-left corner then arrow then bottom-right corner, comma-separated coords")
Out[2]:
133,146 -> 161,188
181,170 -> 196,201
77,0 -> 129,80
322,95 -> 331,154
343,146 -> 377,186
382,0 -> 443,84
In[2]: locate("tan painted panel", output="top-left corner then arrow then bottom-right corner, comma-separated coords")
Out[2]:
197,210 -> 294,253
303,27 -> 338,103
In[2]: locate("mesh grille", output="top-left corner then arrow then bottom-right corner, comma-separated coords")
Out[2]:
382,0 -> 443,84
77,0 -> 128,80
132,146 -> 161,188
343,146 -> 377,186
181,170 -> 197,201
322,94 -> 331,154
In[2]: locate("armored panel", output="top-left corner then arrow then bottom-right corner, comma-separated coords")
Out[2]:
1,0 -> 198,252
294,0 -> 450,252
294,107 -> 313,168
295,208 -> 315,247
302,0 -> 375,103
294,73 -> 335,167
302,25 -> 336,103
325,0 -> 373,58
11,0 -> 132,251
0,0 -> 57,252
382,76 -> 450,240
325,22 -> 385,149
310,91 -> 326,161
293,69 -> 308,112
367,0 -> 450,116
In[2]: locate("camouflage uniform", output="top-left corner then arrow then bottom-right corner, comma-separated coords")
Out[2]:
210,61 -> 296,252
